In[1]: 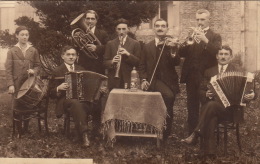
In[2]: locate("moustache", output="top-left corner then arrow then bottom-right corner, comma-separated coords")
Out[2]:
157,30 -> 163,32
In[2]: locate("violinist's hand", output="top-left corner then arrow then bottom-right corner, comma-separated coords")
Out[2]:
118,47 -> 130,56
166,37 -> 179,47
243,90 -> 255,101
112,55 -> 121,64
8,85 -> 15,94
141,80 -> 150,91
87,44 -> 97,52
27,69 -> 35,75
57,83 -> 69,91
206,90 -> 214,99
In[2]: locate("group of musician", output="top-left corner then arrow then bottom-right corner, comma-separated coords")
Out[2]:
5,8 -> 256,159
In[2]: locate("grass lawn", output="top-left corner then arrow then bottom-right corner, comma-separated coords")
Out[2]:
0,76 -> 259,163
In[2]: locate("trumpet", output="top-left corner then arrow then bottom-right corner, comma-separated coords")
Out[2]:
70,13 -> 101,59
114,35 -> 123,78
179,25 -> 205,47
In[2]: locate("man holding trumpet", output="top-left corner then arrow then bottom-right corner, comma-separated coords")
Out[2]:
103,18 -> 141,91
139,18 -> 180,140
179,9 -> 222,135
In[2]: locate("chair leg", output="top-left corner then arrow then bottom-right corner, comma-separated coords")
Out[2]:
224,123 -> 228,156
12,113 -> 16,137
199,136 -> 204,151
44,110 -> 49,135
64,113 -> 71,137
216,125 -> 220,145
64,117 -> 67,134
67,116 -> 70,135
38,112 -> 42,132
236,124 -> 242,153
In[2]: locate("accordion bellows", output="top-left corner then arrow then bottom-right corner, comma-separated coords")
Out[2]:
65,71 -> 108,102
209,71 -> 254,108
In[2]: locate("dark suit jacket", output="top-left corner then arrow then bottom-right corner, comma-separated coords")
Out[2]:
50,63 -> 84,116
5,46 -> 40,96
139,40 -> 180,94
78,28 -> 109,75
199,64 -> 244,123
103,36 -> 141,90
179,29 -> 222,83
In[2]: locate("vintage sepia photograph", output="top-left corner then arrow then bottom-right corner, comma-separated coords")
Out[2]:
0,1 -> 259,164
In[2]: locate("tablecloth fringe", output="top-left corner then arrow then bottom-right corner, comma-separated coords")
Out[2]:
102,119 -> 164,139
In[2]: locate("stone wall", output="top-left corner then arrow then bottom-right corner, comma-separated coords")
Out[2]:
179,1 -> 242,56
179,1 -> 244,66
136,1 -> 243,61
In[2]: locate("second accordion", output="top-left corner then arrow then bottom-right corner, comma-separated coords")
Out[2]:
209,71 -> 255,108
65,71 -> 108,102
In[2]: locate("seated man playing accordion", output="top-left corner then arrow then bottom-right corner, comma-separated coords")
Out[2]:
181,45 -> 255,158
50,45 -> 90,148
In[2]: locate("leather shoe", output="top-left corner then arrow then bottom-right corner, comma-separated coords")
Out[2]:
82,132 -> 90,148
181,132 -> 199,145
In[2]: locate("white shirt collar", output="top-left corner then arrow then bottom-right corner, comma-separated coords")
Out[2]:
155,37 -> 160,47
64,63 -> 75,71
91,26 -> 96,34
15,42 -> 32,52
119,35 -> 127,45
218,64 -> 228,73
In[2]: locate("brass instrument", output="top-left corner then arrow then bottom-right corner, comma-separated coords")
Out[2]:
114,35 -> 123,78
179,25 -> 205,47
70,13 -> 101,59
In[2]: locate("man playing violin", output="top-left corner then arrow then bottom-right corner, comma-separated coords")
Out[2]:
179,9 -> 222,135
139,18 -> 180,140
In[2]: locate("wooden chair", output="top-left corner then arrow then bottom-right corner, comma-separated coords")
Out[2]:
64,111 -> 73,137
216,106 -> 243,155
216,121 -> 241,155
63,104 -> 92,137
12,76 -> 51,138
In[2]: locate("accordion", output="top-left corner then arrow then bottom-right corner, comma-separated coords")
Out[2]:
209,71 -> 255,108
65,71 -> 108,102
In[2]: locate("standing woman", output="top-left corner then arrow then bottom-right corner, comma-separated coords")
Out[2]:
5,26 -> 41,133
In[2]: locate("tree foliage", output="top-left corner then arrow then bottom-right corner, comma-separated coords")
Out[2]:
0,1 -> 158,73
29,1 -> 158,35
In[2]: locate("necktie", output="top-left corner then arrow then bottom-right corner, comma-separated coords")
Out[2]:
70,65 -> 73,71
220,65 -> 224,74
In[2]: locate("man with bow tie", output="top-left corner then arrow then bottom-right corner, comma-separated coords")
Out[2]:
181,45 -> 255,158
103,18 -> 141,90
139,18 -> 180,140
179,9 -> 222,135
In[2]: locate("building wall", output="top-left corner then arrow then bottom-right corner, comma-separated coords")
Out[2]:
137,1 -> 260,72
244,1 -> 260,71
0,1 -> 259,72
179,1 -> 243,61
0,1 -> 39,70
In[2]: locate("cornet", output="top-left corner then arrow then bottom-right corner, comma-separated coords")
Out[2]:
114,35 -> 123,78
179,25 -> 205,47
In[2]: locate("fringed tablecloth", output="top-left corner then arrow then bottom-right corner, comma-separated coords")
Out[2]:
102,89 -> 167,141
